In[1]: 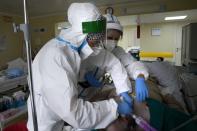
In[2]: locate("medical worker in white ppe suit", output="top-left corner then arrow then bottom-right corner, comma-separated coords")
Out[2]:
103,13 -> 149,102
27,3 -> 132,131
79,48 -> 132,100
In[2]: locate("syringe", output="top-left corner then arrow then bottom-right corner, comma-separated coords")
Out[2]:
132,114 -> 157,131
120,92 -> 157,131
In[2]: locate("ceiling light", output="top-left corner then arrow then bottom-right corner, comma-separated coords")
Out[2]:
165,15 -> 187,20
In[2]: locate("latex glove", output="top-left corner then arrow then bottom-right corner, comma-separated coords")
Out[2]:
120,92 -> 132,106
84,71 -> 102,88
135,77 -> 149,102
117,100 -> 133,116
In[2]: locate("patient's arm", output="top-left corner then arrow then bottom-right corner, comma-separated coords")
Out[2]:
88,88 -> 151,131
106,116 -> 134,131
162,94 -> 186,112
133,100 -> 150,122
106,100 -> 151,131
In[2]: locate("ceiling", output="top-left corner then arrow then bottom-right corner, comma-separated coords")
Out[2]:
0,0 -> 141,16
118,9 -> 197,26
0,0 -> 197,17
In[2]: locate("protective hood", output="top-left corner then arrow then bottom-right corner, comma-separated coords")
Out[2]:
104,13 -> 123,32
59,3 -> 102,59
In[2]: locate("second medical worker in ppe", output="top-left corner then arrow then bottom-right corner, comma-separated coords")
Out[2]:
79,47 -> 133,100
27,3 -> 132,131
103,14 -> 149,102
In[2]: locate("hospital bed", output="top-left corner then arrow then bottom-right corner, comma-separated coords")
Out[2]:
180,73 -> 197,114
0,75 -> 27,93
142,61 -> 197,114
0,75 -> 28,131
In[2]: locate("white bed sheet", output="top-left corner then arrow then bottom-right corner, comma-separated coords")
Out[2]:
0,75 -> 27,93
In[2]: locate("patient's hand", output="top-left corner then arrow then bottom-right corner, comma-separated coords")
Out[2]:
105,98 -> 150,131
106,116 -> 134,131
133,100 -> 150,122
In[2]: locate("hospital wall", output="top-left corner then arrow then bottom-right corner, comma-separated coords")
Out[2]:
141,23 -> 176,52
118,22 -> 189,64
0,13 -> 190,67
30,14 -> 187,65
0,14 -> 23,68
29,15 -> 65,56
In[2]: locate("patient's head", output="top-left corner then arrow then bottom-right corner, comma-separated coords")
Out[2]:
156,57 -> 164,62
106,116 -> 134,131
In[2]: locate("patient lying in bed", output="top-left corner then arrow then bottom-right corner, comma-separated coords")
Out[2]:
104,98 -> 197,131
86,72 -> 194,130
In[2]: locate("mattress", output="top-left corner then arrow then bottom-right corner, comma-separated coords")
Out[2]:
0,75 -> 27,93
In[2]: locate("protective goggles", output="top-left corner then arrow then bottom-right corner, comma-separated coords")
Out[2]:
83,16 -> 106,48
82,16 -> 106,34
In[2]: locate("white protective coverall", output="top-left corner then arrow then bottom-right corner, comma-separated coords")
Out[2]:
27,3 -> 118,131
103,14 -> 149,80
79,49 -> 131,99
112,46 -> 149,80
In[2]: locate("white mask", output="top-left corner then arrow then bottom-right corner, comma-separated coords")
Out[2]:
90,46 -> 102,56
79,39 -> 94,60
104,40 -> 118,52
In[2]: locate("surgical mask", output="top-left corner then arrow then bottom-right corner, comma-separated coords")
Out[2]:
104,40 -> 118,52
90,46 -> 102,56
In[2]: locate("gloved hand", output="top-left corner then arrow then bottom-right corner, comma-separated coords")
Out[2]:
117,100 -> 133,116
135,77 -> 149,102
120,92 -> 132,106
116,92 -> 133,116
84,71 -> 102,88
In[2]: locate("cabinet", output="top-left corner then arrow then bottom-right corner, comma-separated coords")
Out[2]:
181,23 -> 197,72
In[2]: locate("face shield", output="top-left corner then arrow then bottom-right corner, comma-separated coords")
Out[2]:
82,16 -> 106,48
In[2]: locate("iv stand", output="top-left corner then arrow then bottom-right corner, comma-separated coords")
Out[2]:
13,0 -> 38,130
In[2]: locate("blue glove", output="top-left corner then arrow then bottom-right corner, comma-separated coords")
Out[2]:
84,71 -> 102,88
117,92 -> 133,115
135,77 -> 149,102
120,92 -> 132,106
117,100 -> 132,116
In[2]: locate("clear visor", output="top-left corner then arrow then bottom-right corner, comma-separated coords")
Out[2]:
87,38 -> 105,48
